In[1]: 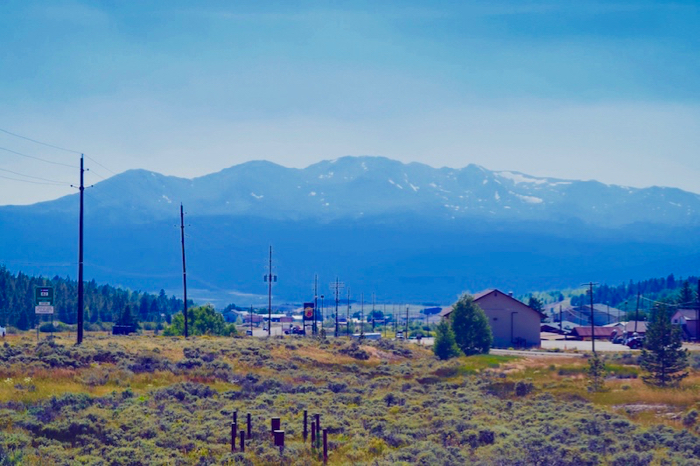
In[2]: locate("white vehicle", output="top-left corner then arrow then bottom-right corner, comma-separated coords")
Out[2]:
352,332 -> 381,340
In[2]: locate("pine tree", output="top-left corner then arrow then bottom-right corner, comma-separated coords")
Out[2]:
450,294 -> 493,355
528,296 -> 544,314
433,319 -> 461,360
678,280 -> 695,305
640,304 -> 689,387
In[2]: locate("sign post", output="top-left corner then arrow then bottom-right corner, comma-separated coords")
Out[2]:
34,286 -> 55,340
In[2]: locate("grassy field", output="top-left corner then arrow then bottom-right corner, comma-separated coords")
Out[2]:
0,333 -> 699,465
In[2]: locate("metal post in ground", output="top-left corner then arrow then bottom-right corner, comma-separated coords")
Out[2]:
303,410 -> 308,442
323,428 -> 328,463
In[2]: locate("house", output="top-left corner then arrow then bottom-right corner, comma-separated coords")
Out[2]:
440,289 -> 544,348
570,326 -> 617,341
672,309 -> 699,341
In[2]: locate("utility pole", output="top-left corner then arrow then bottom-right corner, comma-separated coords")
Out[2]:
249,305 -> 253,335
559,305 -> 562,334
371,293 -> 376,332
264,246 -> 277,337
346,287 -> 350,337
313,274 -> 318,336
697,281 -> 700,343
180,203 -> 188,338
405,306 -> 409,336
330,277 -> 344,338
635,292 -> 641,334
581,282 -> 598,354
76,154 -> 85,345
360,293 -> 364,337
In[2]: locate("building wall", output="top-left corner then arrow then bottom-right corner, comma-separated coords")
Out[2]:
476,292 -> 541,348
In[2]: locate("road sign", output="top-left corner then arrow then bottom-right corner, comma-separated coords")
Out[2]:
34,286 -> 54,306
304,303 -> 315,319
35,305 -> 54,314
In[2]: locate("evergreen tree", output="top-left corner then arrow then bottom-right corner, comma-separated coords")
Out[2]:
119,305 -> 134,326
433,319 -> 461,360
528,296 -> 544,314
678,280 -> 695,305
640,304 -> 689,387
450,294 -> 492,355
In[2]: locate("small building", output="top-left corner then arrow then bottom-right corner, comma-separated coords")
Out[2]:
672,309 -> 699,341
440,289 -> 544,348
570,326 -> 617,341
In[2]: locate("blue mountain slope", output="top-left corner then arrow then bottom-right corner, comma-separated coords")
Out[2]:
1,156 -> 699,304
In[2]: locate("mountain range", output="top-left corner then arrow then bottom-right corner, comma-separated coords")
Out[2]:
2,156 -> 699,306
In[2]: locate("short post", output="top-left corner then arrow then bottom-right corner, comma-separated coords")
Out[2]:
231,423 -> 237,452
240,430 -> 245,453
247,413 -> 252,439
311,421 -> 316,447
274,430 -> 285,454
315,413 -> 321,447
271,417 -> 281,435
323,428 -> 328,463
303,410 -> 308,442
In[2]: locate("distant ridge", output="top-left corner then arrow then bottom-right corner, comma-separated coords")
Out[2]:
10,155 -> 700,228
1,156 -> 699,304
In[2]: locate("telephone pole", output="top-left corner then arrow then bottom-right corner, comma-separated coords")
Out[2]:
330,277 -> 344,338
346,287 -> 351,337
313,274 -> 318,336
582,282 -> 598,354
635,292 -> 641,334
405,306 -> 409,336
76,154 -> 85,345
371,293 -> 376,332
180,203 -> 188,338
360,293 -> 364,337
264,246 -> 277,337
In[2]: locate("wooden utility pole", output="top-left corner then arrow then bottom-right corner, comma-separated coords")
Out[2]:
346,287 -> 350,337
635,292 -> 641,334
360,293 -> 364,337
180,203 -> 188,338
581,282 -> 598,354
314,274 -> 318,335
697,281 -> 700,342
76,154 -> 85,344
265,246 -> 276,337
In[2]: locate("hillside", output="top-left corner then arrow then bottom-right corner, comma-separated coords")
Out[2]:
0,334 -> 698,464
2,156 -> 700,304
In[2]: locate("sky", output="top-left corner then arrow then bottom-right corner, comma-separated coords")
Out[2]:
1,0 -> 699,205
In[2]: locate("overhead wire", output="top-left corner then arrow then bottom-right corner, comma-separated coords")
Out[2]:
0,174 -> 70,186
0,127 -> 81,154
0,127 -> 118,177
0,167 -> 71,185
0,145 -> 77,168
85,155 -> 117,175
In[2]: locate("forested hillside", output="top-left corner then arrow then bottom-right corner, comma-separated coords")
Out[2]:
0,266 -> 186,330
569,274 -> 699,311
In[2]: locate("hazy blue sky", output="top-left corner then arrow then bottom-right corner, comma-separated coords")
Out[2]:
1,0 -> 698,204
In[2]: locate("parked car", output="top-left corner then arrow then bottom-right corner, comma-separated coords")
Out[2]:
245,330 -> 253,336
626,336 -> 644,349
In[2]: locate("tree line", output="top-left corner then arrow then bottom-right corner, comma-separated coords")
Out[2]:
569,274 -> 698,310
0,266 -> 186,330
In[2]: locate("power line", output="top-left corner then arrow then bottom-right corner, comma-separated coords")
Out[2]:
0,127 -> 81,154
0,174 -> 70,186
0,167 -> 71,185
0,145 -> 77,168
85,155 -> 117,175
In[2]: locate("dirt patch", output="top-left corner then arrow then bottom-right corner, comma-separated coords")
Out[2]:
613,404 -> 672,414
